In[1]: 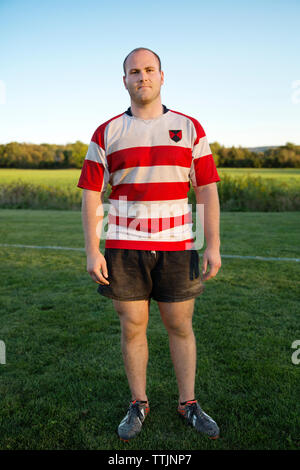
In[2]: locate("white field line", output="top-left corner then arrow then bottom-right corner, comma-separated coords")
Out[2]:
0,243 -> 85,252
221,254 -> 300,262
0,243 -> 299,262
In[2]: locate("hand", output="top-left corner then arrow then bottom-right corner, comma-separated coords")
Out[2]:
202,247 -> 221,281
86,251 -> 110,285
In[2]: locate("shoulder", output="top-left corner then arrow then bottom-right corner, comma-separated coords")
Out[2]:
168,109 -> 206,144
91,112 -> 125,149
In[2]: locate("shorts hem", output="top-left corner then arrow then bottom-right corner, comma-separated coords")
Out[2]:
97,289 -> 149,302
152,290 -> 204,303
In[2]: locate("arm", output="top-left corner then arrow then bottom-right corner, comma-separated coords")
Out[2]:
81,189 -> 109,285
194,182 -> 221,281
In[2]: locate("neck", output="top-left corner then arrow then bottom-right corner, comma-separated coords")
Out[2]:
130,97 -> 163,120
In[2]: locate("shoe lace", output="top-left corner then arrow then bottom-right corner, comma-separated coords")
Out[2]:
186,402 -> 207,422
126,402 -> 144,424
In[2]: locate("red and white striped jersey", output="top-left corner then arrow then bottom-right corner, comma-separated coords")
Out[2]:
77,106 -> 220,251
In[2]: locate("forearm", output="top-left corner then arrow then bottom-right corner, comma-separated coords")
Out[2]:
194,182 -> 220,249
81,189 -> 103,255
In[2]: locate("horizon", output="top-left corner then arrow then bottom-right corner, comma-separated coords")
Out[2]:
0,141 -> 294,150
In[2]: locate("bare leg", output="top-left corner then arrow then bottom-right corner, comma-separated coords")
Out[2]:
113,299 -> 150,404
158,299 -> 196,404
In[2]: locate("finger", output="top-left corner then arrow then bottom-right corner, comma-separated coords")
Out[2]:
202,258 -> 207,275
101,260 -> 109,279
90,270 -> 110,285
203,265 -> 219,281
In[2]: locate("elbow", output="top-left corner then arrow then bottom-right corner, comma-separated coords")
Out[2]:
194,182 -> 219,204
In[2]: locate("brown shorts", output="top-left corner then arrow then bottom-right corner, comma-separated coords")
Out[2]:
97,249 -> 205,302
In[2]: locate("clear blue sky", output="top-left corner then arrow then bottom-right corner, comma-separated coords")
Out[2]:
1,0 -> 299,147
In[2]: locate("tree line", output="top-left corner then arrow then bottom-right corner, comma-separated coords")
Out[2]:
0,141 -> 88,169
210,142 -> 300,168
0,141 -> 299,168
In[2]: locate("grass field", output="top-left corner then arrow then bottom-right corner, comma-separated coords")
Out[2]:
1,168 -> 300,212
0,169 -> 80,189
0,168 -> 300,188
218,168 -> 300,187
0,209 -> 299,450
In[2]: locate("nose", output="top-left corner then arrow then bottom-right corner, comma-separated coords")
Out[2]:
138,70 -> 148,82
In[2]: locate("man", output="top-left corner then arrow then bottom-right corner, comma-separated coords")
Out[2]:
77,47 -> 221,441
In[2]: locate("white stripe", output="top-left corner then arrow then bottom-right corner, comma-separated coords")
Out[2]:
189,160 -> 197,187
0,244 -> 85,251
108,198 -> 191,218
0,245 -> 299,262
112,165 -> 190,185
193,135 -> 212,159
85,141 -> 109,193
85,141 -> 107,165
221,254 -> 300,262
202,411 -> 215,423
105,112 -> 195,155
106,223 -> 193,240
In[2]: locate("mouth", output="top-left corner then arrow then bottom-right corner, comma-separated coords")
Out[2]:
138,85 -> 151,89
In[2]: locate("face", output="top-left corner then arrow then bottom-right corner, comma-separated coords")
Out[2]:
123,49 -> 164,105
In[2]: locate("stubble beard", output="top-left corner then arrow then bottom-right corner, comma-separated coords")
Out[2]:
130,86 -> 161,106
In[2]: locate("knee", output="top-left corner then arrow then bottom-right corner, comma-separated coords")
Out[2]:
164,319 -> 193,338
113,300 -> 149,343
118,314 -> 148,342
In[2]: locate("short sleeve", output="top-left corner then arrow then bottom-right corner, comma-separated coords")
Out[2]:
77,127 -> 109,193
189,120 -> 220,187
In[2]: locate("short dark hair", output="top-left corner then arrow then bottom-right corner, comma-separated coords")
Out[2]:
123,48 -> 161,75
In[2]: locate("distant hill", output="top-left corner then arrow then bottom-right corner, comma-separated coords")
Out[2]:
246,146 -> 279,153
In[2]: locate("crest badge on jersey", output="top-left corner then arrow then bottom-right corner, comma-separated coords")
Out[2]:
169,130 -> 182,142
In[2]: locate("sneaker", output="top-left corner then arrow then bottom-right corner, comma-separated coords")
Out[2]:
178,399 -> 220,439
118,400 -> 150,441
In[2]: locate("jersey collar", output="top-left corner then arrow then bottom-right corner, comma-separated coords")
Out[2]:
125,105 -> 169,116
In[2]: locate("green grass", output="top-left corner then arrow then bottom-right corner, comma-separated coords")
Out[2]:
0,168 -> 80,189
0,209 -> 299,450
218,168 -> 300,187
1,168 -> 300,212
0,168 -> 300,188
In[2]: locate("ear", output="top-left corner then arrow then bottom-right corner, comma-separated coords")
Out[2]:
161,70 -> 164,86
123,75 -> 128,90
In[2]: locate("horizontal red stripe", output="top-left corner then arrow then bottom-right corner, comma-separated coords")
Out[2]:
108,212 -> 192,233
107,146 -> 192,173
194,154 -> 221,186
105,239 -> 196,251
110,182 -> 190,201
77,160 -> 104,191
